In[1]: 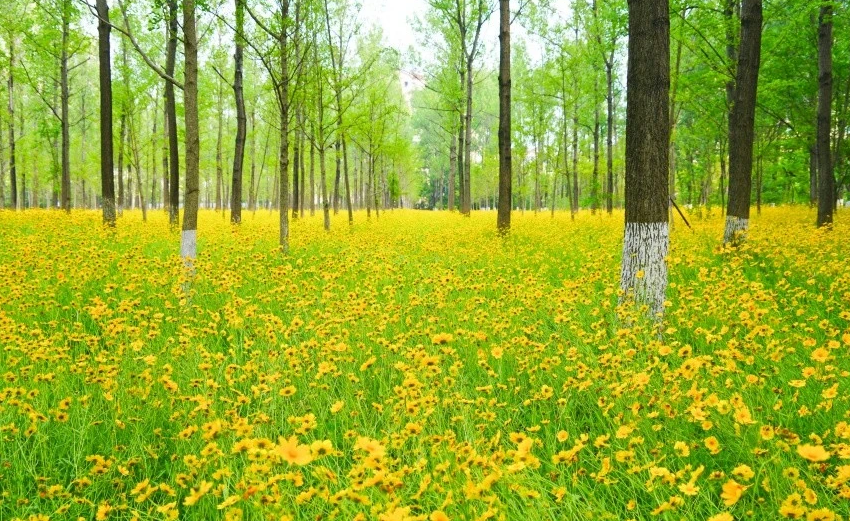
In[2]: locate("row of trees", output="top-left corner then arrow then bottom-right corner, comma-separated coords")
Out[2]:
0,0 -> 416,253
414,0 -> 846,232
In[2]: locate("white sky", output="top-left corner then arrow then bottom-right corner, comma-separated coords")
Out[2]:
361,0 -> 428,54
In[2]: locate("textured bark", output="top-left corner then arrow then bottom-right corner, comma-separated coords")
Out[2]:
117,109 -> 126,212
97,0 -> 116,225
181,0 -> 200,260
248,105 -> 256,211
162,94 -> 169,212
60,0 -> 71,212
166,0 -> 180,227
7,39 -> 16,210
592,73 -> 600,214
309,124 -> 316,216
817,3 -> 835,227
448,133 -> 457,211
621,0 -> 670,317
724,0 -> 762,245
278,1 -> 291,251
231,0 -> 245,223
129,118 -> 147,221
605,62 -> 614,214
343,136 -> 353,224
497,0 -> 511,232
215,81 -> 224,212
463,60 -> 473,215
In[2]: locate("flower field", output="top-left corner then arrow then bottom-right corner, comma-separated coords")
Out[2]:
0,207 -> 849,521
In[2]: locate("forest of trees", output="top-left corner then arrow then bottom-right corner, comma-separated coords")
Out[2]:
0,0 -> 846,256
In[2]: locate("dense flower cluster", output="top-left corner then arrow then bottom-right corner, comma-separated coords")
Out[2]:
0,207 -> 848,520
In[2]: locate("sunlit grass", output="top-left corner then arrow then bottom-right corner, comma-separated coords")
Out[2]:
0,206 -> 848,520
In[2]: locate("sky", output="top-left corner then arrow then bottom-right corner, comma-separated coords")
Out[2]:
360,0 -> 429,54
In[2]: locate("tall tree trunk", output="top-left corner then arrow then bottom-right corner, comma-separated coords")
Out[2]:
723,0 -> 762,244
463,59 -> 474,215
572,106 -> 579,218
7,39 -> 16,210
278,2 -> 291,250
620,0 -> 670,318
817,2 -> 835,227
162,93 -> 169,212
300,124 -> 306,217
118,109 -> 126,212
310,122 -> 316,216
231,0 -> 246,224
605,60 -> 615,214
215,80 -> 224,212
343,135 -> 353,224
449,132 -> 457,211
497,0 -> 512,232
166,0 -> 180,227
150,93 -> 159,208
592,74 -> 600,214
60,0 -> 71,212
97,0 -> 116,225
181,0 -> 200,260
249,104 -> 256,211
333,138 -> 341,215
129,115 -> 147,221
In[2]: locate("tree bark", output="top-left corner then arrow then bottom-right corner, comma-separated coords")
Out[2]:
605,60 -> 614,214
620,0 -> 670,318
497,0 -> 511,233
181,0 -> 200,260
449,132 -> 457,211
97,0 -> 116,225
60,0 -> 71,212
166,0 -> 180,227
723,0 -> 762,245
463,58 -> 473,215
215,80 -> 224,212
817,2 -> 835,227
278,1 -> 291,250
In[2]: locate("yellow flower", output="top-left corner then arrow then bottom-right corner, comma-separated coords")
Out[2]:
797,444 -> 830,462
708,514 -> 734,521
275,436 -> 313,466
430,512 -> 450,521
705,436 -> 721,455
720,479 -> 747,506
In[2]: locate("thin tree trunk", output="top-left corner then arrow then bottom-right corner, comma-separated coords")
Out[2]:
162,92 -> 169,212
278,1 -> 291,251
463,59 -> 473,215
249,104 -> 256,211
181,0 -> 200,260
97,0 -> 116,224
724,0 -> 762,244
497,0 -> 512,232
817,2 -> 835,227
449,132 -> 457,211
620,0 -> 670,318
166,0 -> 180,227
343,135 -> 353,224
118,109 -> 126,213
215,80 -> 224,212
129,115 -> 147,221
60,0 -> 71,212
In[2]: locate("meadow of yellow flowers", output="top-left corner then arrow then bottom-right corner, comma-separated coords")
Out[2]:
0,206 -> 848,521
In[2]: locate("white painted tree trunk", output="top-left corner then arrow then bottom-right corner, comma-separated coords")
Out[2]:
180,230 -> 197,261
620,222 -> 669,317
723,216 -> 748,245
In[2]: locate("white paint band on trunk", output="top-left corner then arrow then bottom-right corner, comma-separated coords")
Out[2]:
620,221 -> 669,317
723,216 -> 748,245
180,229 -> 197,260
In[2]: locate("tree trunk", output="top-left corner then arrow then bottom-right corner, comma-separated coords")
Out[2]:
310,123 -> 316,216
620,0 -> 670,318
249,104 -> 256,211
129,116 -> 147,221
343,135 -> 353,224
181,0 -> 200,260
497,0 -> 512,233
166,0 -> 180,227
7,39 -> 16,210
162,92 -> 169,212
592,73 -> 600,214
809,143 -> 818,206
215,80 -> 224,212
97,0 -> 116,225
463,59 -> 474,215
333,138 -> 341,215
60,0 -> 71,212
278,2 -> 291,251
817,3 -> 835,227
449,132 -> 457,211
606,60 -> 614,215
723,0 -> 762,245
118,108 -> 126,213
